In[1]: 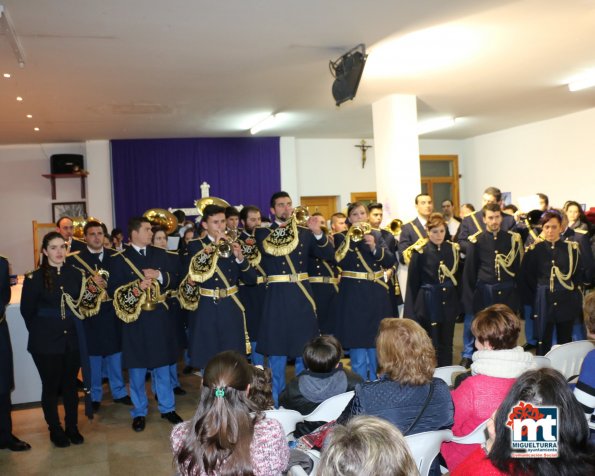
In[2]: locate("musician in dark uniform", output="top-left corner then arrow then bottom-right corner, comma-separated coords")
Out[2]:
56,216 -> 86,253
238,205 -> 267,365
404,213 -> 461,367
67,221 -> 132,412
151,226 -> 186,396
0,255 -> 31,452
519,210 -> 584,355
459,203 -> 523,368
334,202 -> 396,380
108,217 -> 181,432
255,192 -> 334,406
368,202 -> 402,316
182,205 -> 256,371
456,186 -> 516,256
398,193 -> 434,265
21,232 -> 92,447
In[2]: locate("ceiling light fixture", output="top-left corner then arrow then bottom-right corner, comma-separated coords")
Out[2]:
16,96 -> 22,101
0,5 -> 26,68
34,127 -> 39,131
567,70 -> 595,92
418,116 -> 457,135
3,73 -> 10,78
250,113 -> 280,135
26,114 -> 32,118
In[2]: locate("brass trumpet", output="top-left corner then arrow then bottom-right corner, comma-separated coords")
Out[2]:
215,228 -> 239,258
383,218 -> 403,237
292,206 -> 310,226
349,222 -> 372,242
141,280 -> 166,311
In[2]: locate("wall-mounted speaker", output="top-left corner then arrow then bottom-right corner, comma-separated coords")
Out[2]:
50,154 -> 84,174
330,44 -> 368,107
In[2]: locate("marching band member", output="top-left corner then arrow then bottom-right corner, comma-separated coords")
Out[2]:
183,205 -> 256,372
21,232 -> 94,447
56,216 -> 86,253
109,217 -> 181,432
254,192 -> 334,406
66,221 -> 132,413
398,193 -> 434,265
519,210 -> 584,355
334,202 -> 396,381
460,203 -> 523,368
404,213 -> 461,367
238,205 -> 267,365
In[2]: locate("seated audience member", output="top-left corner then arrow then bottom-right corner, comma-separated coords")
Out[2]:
338,318 -> 454,436
249,365 -> 274,411
171,351 -> 289,476
441,304 -> 535,471
452,368 -> 595,476
565,200 -> 591,233
318,415 -> 419,476
279,335 -> 362,414
574,292 -> 595,435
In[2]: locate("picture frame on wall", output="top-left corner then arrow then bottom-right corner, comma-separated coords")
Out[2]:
52,201 -> 87,222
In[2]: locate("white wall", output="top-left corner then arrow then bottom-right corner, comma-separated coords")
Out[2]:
461,108 -> 595,208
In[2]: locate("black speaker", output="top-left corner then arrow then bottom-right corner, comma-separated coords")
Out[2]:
330,45 -> 367,106
50,154 -> 84,174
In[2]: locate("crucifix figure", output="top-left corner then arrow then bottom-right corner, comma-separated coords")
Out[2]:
355,139 -> 372,168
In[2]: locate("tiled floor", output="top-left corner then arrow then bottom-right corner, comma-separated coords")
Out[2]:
1,322 -> 473,476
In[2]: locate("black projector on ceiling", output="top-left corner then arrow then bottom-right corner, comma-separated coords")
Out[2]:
330,44 -> 368,107
50,154 -> 84,174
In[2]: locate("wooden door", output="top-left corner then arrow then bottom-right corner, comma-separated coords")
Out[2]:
420,155 -> 460,212
300,196 -> 339,220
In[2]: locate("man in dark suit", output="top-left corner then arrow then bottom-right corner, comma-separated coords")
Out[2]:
108,217 -> 182,432
56,216 -> 86,253
0,255 -> 31,452
398,193 -> 434,265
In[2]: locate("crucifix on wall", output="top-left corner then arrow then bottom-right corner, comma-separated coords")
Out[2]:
355,139 -> 372,168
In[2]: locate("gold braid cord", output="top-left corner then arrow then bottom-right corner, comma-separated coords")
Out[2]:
188,247 -> 219,283
239,238 -> 262,267
263,219 -> 300,256
403,238 -> 429,265
550,241 -> 579,292
60,269 -> 87,320
113,279 -> 146,323
335,232 -> 351,263
438,241 -> 460,285
177,274 -> 200,311
495,232 -> 522,280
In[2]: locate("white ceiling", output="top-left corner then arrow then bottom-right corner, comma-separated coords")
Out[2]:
2,0 -> 595,145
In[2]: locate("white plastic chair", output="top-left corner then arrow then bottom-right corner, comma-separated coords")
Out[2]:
451,419 -> 489,445
303,391 -> 354,422
433,365 -> 467,386
545,340 -> 594,380
405,429 -> 453,476
264,409 -> 304,436
532,355 -> 551,369
288,449 -> 321,476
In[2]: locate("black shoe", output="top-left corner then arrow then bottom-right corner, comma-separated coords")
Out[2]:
65,427 -> 84,445
114,395 -> 133,406
182,366 -> 193,375
455,314 -> 465,324
173,386 -> 187,396
132,416 -> 146,432
49,428 -> 70,448
161,411 -> 183,424
0,435 -> 31,452
92,401 -> 101,413
522,342 -> 536,351
459,357 -> 473,369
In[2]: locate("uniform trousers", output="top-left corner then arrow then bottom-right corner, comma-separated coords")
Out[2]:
268,356 -> 304,408
524,305 -> 536,346
150,364 -> 180,395
350,348 -> 377,381
0,392 -> 12,445
89,352 -> 128,402
128,366 -> 174,417
251,341 -> 265,366
32,351 -> 80,430
537,321 -> 573,356
461,313 -> 475,359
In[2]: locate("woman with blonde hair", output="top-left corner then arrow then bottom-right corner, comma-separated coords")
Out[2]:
318,415 -> 419,476
171,351 -> 289,475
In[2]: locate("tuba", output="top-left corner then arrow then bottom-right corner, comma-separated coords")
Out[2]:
143,209 -> 178,235
383,218 -> 403,236
194,197 -> 231,217
72,216 -> 102,240
349,222 -> 372,242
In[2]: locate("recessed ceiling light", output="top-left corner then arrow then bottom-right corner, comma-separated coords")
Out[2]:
567,70 -> 595,92
418,116 -> 457,135
26,114 -> 32,118
34,127 -> 39,131
3,73 -> 10,78
16,96 -> 23,101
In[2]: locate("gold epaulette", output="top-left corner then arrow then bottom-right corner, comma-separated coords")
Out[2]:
25,270 -> 35,279
575,228 -> 588,235
73,237 -> 86,244
569,240 -> 579,250
67,250 -> 81,257
0,254 -> 7,260
448,240 -> 460,250
468,230 -> 482,243
507,230 -> 522,241
166,250 -> 179,255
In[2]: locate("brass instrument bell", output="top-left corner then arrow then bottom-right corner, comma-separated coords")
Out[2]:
384,218 -> 403,236
194,197 -> 231,216
72,216 -> 102,240
292,206 -> 310,226
143,208 -> 179,235
350,222 -> 372,242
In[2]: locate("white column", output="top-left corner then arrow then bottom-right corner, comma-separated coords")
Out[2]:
85,140 -> 114,231
372,94 -> 421,223
280,136 -> 299,202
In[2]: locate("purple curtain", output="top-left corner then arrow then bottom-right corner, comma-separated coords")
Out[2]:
111,137 -> 280,230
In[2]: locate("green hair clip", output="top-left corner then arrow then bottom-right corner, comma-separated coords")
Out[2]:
214,387 -> 225,398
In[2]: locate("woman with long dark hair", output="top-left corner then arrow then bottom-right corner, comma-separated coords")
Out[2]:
20,231 -> 88,447
333,201 -> 396,381
171,351 -> 289,475
404,212 -> 461,366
